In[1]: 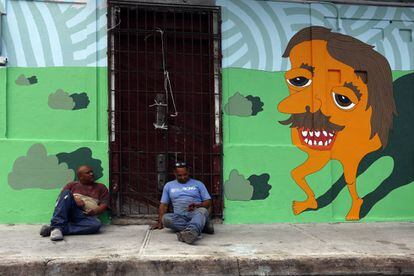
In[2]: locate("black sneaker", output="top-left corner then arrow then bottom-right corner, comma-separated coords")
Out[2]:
179,229 -> 198,244
203,220 -> 214,234
40,225 -> 51,237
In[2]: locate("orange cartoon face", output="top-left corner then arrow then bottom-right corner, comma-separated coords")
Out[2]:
278,26 -> 395,221
278,40 -> 380,158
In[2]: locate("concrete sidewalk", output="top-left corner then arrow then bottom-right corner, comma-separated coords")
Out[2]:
0,222 -> 414,275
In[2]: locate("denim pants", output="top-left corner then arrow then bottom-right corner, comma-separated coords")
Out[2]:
162,207 -> 209,235
50,190 -> 101,235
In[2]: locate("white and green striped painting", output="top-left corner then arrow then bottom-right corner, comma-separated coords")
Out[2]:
219,0 -> 414,71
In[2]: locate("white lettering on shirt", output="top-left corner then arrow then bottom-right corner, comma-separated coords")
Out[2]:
170,186 -> 197,193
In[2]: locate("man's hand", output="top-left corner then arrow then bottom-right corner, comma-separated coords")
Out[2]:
74,196 -> 85,208
84,208 -> 97,216
150,222 -> 163,230
188,203 -> 203,211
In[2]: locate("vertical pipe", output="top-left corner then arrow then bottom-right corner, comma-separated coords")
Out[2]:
191,12 -> 195,176
126,6 -> 132,215
137,8 -> 142,215
109,4 -> 121,217
144,9 -> 149,215
109,7 -> 116,143
118,6 -> 124,216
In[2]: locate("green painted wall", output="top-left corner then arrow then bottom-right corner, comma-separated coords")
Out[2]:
3,0 -> 413,224
0,67 -> 108,223
222,68 -> 414,223
219,0 -> 414,223
1,0 -> 109,223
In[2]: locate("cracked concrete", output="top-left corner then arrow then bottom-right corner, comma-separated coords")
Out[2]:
1,222 -> 414,275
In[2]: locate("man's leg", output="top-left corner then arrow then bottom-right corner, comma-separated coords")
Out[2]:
203,217 -> 214,234
50,190 -> 101,236
65,216 -> 102,235
177,207 -> 209,244
185,207 -> 209,235
162,213 -> 189,232
50,190 -> 79,232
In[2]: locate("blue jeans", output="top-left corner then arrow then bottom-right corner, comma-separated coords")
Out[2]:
50,190 -> 101,235
162,207 -> 209,235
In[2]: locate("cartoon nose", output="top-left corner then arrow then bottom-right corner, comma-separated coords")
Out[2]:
278,89 -> 322,114
310,95 -> 322,113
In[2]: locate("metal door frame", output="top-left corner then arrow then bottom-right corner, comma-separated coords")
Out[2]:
107,1 -> 223,218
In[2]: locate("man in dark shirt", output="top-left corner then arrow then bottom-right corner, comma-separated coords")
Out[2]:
40,165 -> 109,241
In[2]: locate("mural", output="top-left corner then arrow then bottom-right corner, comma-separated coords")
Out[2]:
224,169 -> 272,201
70,92 -> 90,110
248,173 -> 272,200
15,74 -> 38,85
222,0 -> 414,224
8,143 -> 75,190
48,89 -> 76,110
8,144 -> 103,190
316,72 -> 414,219
218,0 -> 414,71
224,92 -> 264,117
3,0 -> 107,67
56,147 -> 103,180
48,89 -> 90,110
0,0 -> 108,224
278,26 -> 396,220
2,0 -> 413,224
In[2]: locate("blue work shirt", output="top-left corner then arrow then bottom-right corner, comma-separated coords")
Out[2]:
160,178 -> 211,214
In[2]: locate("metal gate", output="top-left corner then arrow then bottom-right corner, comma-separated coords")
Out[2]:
108,2 -> 222,218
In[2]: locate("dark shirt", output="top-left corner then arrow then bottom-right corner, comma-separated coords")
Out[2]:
62,181 -> 109,206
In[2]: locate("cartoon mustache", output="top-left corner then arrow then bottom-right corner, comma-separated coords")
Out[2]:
279,108 -> 344,132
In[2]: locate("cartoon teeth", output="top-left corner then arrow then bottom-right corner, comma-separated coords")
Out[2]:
300,129 -> 336,148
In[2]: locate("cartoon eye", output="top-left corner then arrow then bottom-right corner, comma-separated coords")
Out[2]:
332,92 -> 356,110
287,76 -> 312,88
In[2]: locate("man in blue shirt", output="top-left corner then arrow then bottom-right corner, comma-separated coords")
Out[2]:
151,162 -> 214,244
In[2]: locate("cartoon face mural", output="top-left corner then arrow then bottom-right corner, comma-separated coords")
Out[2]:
278,26 -> 396,220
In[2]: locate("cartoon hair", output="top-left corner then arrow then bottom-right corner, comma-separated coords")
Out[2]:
283,26 -> 396,148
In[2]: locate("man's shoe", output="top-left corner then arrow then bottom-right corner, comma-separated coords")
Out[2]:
176,231 -> 184,242
40,225 -> 51,237
203,220 -> 214,234
179,229 -> 198,244
50,228 -> 63,241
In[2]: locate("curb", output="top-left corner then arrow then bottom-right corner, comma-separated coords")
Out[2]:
1,255 -> 413,275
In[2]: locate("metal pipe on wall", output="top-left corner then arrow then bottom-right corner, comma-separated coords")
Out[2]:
0,2 -> 7,65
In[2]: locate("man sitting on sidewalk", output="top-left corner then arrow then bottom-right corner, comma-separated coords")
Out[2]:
40,165 -> 109,241
151,162 -> 214,244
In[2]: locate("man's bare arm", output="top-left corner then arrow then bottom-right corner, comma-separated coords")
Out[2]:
73,196 -> 85,208
85,203 -> 108,216
151,203 -> 168,230
188,199 -> 212,212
